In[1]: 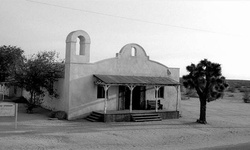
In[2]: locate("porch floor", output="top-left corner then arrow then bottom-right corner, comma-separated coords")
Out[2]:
95,109 -> 170,114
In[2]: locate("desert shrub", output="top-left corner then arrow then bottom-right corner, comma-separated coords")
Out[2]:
227,87 -> 236,93
235,85 -> 241,89
50,111 -> 67,120
185,89 -> 199,98
243,88 -> 250,103
181,94 -> 190,100
239,87 -> 245,93
239,87 -> 250,93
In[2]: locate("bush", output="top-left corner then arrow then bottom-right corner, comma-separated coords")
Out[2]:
239,87 -> 250,93
239,88 -> 245,93
181,95 -> 190,100
185,89 -> 199,98
243,88 -> 250,103
50,111 -> 67,120
227,87 -> 236,93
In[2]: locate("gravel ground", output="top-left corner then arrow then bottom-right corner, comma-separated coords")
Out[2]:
1,96 -> 250,150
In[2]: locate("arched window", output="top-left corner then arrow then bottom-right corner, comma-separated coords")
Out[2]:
76,36 -> 86,55
131,47 -> 136,56
76,37 -> 80,55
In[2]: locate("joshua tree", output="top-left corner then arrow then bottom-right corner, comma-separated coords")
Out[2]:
183,59 -> 228,124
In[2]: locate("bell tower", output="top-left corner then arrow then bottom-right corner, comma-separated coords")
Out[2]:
64,30 -> 91,119
65,30 -> 91,63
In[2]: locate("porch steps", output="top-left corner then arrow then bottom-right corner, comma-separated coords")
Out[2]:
85,111 -> 103,122
131,113 -> 162,122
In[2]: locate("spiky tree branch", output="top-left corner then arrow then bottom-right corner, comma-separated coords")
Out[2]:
183,59 -> 228,124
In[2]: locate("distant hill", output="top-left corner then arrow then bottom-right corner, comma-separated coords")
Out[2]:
180,78 -> 250,88
226,79 -> 250,88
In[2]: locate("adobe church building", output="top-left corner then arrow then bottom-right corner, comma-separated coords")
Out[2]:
41,30 -> 181,121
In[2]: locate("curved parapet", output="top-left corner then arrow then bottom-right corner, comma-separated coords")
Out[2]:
116,43 -> 149,60
65,30 -> 91,63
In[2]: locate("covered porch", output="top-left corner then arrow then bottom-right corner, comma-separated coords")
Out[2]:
92,74 -> 180,122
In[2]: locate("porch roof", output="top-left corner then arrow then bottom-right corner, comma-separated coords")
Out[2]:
93,74 -> 180,86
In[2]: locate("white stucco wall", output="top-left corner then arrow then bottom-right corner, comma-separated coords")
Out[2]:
17,78 -> 67,112
42,78 -> 67,111
49,30 -> 180,120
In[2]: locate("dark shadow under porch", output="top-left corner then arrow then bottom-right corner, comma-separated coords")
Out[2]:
87,110 -> 179,122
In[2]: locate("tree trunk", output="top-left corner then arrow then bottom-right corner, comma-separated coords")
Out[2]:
30,91 -> 34,104
27,91 -> 35,113
197,98 -> 207,124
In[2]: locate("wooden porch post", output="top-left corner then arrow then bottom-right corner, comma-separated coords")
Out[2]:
127,85 -> 135,113
154,86 -> 160,112
103,84 -> 111,114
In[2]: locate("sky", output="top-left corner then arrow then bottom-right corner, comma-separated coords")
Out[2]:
1,0 -> 250,80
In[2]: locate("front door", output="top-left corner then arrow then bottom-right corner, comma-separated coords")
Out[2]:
118,86 -> 128,110
118,86 -> 146,110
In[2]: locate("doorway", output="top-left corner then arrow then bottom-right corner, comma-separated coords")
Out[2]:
118,86 -> 146,110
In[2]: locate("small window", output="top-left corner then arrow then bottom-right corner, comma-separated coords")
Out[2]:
131,47 -> 136,56
76,37 -> 80,55
76,36 -> 86,55
97,85 -> 105,98
79,36 -> 85,55
155,87 -> 164,98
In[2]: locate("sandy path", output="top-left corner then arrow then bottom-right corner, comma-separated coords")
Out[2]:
1,98 -> 250,150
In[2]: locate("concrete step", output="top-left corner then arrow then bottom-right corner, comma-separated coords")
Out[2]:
133,116 -> 160,119
131,113 -> 162,122
132,113 -> 159,117
134,118 -> 162,122
87,115 -> 100,120
85,117 -> 97,122
85,111 -> 104,122
91,113 -> 102,118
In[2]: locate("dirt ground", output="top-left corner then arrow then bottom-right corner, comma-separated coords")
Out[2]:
1,92 -> 250,150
